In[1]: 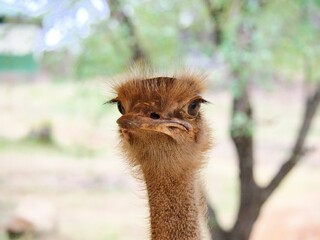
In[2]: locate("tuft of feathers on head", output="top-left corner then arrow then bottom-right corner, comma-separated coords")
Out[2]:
107,63 -> 208,105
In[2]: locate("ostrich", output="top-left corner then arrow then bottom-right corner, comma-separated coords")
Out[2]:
109,70 -> 212,240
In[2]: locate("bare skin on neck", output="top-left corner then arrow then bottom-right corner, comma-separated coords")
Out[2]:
110,74 -> 212,240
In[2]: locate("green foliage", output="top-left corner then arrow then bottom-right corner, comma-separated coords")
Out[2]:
216,0 -> 320,95
136,2 -> 179,66
74,0 -> 216,78
75,21 -> 131,78
134,1 -> 180,66
39,0 -> 320,86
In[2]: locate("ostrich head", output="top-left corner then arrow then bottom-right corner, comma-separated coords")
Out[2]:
109,73 -> 212,176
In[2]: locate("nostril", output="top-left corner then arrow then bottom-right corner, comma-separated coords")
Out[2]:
150,112 -> 160,119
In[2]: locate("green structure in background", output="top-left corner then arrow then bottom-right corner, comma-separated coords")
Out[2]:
0,53 -> 37,73
0,23 -> 39,74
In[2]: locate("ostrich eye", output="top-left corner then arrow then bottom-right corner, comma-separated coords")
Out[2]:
187,100 -> 201,117
117,101 -> 125,114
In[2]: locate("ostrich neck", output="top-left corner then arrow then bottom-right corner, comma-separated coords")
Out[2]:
143,168 -> 202,240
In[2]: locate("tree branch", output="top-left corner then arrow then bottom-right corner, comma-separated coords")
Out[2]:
202,0 -> 224,46
206,200 -> 227,240
263,83 -> 320,200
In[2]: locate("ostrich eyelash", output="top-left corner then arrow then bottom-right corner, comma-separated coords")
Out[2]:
200,98 -> 209,104
103,98 -> 119,105
191,97 -> 210,104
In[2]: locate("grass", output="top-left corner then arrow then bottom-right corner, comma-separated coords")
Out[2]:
0,137 -> 98,158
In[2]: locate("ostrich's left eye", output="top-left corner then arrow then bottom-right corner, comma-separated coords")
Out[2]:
187,98 -> 207,117
117,101 -> 125,114
187,100 -> 201,117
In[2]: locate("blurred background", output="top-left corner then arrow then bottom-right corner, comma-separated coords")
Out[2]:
0,0 -> 319,240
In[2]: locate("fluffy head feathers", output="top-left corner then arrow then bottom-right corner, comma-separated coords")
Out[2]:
109,68 -> 212,176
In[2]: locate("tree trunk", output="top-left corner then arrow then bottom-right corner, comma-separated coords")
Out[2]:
229,87 -> 261,240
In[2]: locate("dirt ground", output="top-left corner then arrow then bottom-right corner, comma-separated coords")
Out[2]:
0,81 -> 319,240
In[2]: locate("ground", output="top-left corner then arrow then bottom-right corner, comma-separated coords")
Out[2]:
0,80 -> 319,240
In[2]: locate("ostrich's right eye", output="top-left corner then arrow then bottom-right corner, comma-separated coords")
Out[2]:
117,101 -> 125,114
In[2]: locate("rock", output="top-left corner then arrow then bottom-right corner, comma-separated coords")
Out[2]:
6,197 -> 57,239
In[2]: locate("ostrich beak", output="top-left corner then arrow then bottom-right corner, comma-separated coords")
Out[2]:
117,114 -> 191,137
